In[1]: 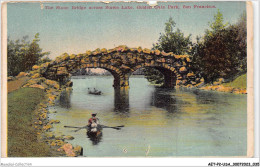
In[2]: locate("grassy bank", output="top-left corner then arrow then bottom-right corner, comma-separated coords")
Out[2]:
223,74 -> 247,89
200,74 -> 247,94
8,87 -> 53,157
8,77 -> 29,93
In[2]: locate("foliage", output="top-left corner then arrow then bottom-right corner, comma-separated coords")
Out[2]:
234,11 -> 247,72
153,17 -> 192,54
38,56 -> 52,64
191,10 -> 247,83
145,17 -> 192,85
143,68 -> 164,85
205,9 -> 229,39
7,33 -> 50,76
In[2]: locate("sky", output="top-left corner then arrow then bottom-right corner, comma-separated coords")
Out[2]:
7,1 -> 246,59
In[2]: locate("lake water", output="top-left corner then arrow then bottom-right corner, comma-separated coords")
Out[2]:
49,76 -> 247,157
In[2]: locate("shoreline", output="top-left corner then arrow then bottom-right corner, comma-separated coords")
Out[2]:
199,84 -> 247,94
30,84 -> 83,157
8,74 -> 83,157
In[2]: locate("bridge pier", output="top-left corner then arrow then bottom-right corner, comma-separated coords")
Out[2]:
164,75 -> 177,88
158,69 -> 177,88
113,75 -> 130,89
114,87 -> 129,112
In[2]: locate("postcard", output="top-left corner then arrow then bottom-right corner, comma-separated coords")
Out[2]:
1,1 -> 254,159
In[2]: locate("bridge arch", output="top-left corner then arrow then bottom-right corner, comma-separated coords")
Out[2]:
77,63 -> 123,88
129,63 -> 179,87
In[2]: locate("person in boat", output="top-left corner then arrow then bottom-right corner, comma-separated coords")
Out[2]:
88,113 -> 99,127
90,119 -> 98,132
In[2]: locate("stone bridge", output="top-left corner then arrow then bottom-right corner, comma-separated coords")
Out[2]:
32,46 -> 200,89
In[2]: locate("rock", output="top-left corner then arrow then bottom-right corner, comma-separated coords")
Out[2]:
161,51 -> 168,56
47,94 -> 56,102
218,78 -> 225,83
32,65 -> 40,70
24,78 -> 46,87
191,81 -> 197,85
70,54 -> 76,60
143,48 -> 151,54
182,80 -> 187,85
217,85 -> 234,93
31,73 -> 41,79
39,103 -> 47,108
154,50 -> 160,55
45,80 -> 60,89
176,80 -> 182,85
101,48 -> 107,53
117,45 -> 129,52
41,108 -> 49,113
40,62 -> 50,68
65,81 -> 73,87
85,50 -> 92,56
57,67 -> 69,76
120,64 -> 131,70
179,67 -> 187,73
62,143 -> 76,157
187,72 -> 195,77
43,124 -> 52,131
157,58 -> 166,63
45,132 -> 55,139
186,84 -> 193,88
213,78 -> 225,85
186,57 -> 191,62
34,120 -> 43,125
64,135 -> 74,140
50,140 -> 65,147
49,120 -> 60,124
61,53 -> 70,61
137,47 -> 142,53
234,89 -> 247,94
29,84 -> 46,90
8,76 -> 14,81
55,136 -> 64,140
74,145 -> 83,156
195,82 -> 205,88
17,72 -> 28,78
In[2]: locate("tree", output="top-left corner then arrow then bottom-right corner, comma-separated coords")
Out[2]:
153,17 -> 192,54
191,10 -> 247,83
205,9 -> 229,39
144,17 -> 192,85
22,33 -> 50,72
7,33 -> 50,76
233,11 -> 247,73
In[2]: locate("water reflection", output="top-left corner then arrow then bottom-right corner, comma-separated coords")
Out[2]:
150,88 -> 178,113
114,88 -> 129,113
59,89 -> 72,108
86,132 -> 103,145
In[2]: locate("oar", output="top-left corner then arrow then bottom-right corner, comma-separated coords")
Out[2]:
74,126 -> 88,132
64,125 -> 83,128
64,125 -> 88,132
101,125 -> 124,130
64,125 -> 125,131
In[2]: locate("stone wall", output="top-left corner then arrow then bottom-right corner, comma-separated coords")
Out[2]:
28,45 -> 204,88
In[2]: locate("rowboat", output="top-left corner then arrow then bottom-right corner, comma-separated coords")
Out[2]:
86,125 -> 103,138
88,91 -> 102,95
88,88 -> 102,95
